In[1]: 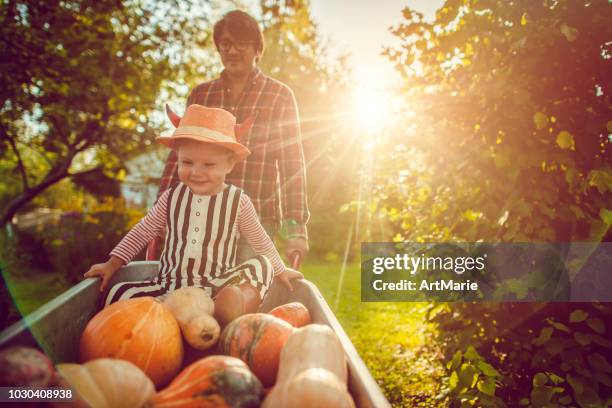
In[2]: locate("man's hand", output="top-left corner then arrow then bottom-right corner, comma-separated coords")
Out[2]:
285,237 -> 309,265
275,268 -> 304,292
83,256 -> 123,292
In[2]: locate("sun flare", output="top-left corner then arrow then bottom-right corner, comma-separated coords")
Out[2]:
350,86 -> 395,135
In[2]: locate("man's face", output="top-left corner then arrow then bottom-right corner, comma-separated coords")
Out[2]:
217,28 -> 260,77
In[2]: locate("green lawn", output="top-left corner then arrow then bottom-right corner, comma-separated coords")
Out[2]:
3,270 -> 70,319
301,262 -> 446,407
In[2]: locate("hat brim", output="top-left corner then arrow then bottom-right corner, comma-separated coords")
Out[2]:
156,135 -> 250,161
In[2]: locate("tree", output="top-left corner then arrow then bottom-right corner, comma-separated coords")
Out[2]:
0,0 -> 211,225
376,0 -> 611,243
376,2 -> 612,405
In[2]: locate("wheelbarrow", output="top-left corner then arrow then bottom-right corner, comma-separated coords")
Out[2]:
0,260 -> 390,407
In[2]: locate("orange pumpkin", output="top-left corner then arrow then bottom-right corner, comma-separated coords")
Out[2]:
219,313 -> 294,387
79,297 -> 183,388
150,355 -> 263,407
269,302 -> 311,328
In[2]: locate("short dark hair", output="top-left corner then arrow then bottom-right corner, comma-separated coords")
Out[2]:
213,10 -> 265,55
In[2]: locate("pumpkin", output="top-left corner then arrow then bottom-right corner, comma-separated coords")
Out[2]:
269,302 -> 311,327
0,346 -> 55,387
262,368 -> 355,408
219,313 -> 294,387
79,297 -> 183,387
55,358 -> 155,408
163,287 -> 220,350
277,324 -> 347,385
149,355 -> 263,408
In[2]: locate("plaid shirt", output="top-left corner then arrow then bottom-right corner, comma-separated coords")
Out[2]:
157,68 -> 309,240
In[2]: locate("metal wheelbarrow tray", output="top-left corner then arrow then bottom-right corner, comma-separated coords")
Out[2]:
0,261 -> 390,408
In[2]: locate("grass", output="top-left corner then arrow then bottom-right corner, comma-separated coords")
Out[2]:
2,269 -> 71,325
301,261 -> 447,407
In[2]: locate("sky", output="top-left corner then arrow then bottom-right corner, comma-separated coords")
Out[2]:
309,0 -> 445,90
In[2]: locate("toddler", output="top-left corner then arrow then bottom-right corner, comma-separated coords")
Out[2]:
84,104 -> 303,325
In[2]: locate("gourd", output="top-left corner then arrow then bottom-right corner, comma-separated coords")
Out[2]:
56,358 -> 155,408
149,355 -> 263,408
219,313 -> 294,387
277,324 -> 347,385
269,302 -> 310,328
163,287 -> 220,350
79,297 -> 183,388
0,346 -> 55,387
262,368 -> 355,408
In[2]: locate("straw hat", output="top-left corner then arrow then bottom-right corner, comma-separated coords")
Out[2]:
157,104 -> 253,160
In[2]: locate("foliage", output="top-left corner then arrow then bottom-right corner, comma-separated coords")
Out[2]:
378,0 -> 610,242
376,0 -> 612,406
35,196 -> 144,283
430,302 -> 612,407
0,0 -> 211,225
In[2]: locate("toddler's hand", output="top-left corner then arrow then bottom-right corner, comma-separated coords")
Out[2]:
275,268 -> 304,292
83,257 -> 123,292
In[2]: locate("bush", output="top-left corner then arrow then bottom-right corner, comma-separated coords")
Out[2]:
37,197 -> 144,283
429,302 -> 612,407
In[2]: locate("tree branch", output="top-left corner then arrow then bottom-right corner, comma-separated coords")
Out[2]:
2,133 -> 29,190
0,159 -> 72,226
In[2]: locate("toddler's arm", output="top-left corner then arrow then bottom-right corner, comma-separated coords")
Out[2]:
238,194 -> 303,290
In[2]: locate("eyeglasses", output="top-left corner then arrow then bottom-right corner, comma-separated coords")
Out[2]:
217,39 -> 255,52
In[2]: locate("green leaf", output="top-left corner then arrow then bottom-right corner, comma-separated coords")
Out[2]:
548,319 -> 571,333
587,170 -> 612,194
586,318 -> 605,334
534,112 -> 549,129
449,371 -> 459,390
556,131 -> 575,150
566,374 -> 584,394
477,361 -> 501,378
600,208 -> 612,225
574,388 -> 602,408
477,377 -> 496,396
459,363 -> 479,388
533,372 -> 548,387
574,332 -> 592,346
587,353 -> 612,373
519,398 -> 530,406
531,385 -> 554,406
569,309 -> 589,323
448,350 -> 463,370
533,327 -> 554,345
464,346 -> 480,360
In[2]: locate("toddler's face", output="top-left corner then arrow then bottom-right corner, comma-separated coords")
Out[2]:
177,141 -> 235,195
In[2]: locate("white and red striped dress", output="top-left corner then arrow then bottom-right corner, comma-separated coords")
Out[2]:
104,183 -> 283,306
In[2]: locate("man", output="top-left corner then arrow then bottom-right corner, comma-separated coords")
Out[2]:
156,10 -> 309,265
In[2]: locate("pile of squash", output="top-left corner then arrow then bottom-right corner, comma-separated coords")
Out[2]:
1,287 -> 357,407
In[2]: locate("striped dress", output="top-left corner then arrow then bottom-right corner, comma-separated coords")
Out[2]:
104,183 -> 284,307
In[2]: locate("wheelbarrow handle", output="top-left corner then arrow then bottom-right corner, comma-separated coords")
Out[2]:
290,251 -> 302,270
